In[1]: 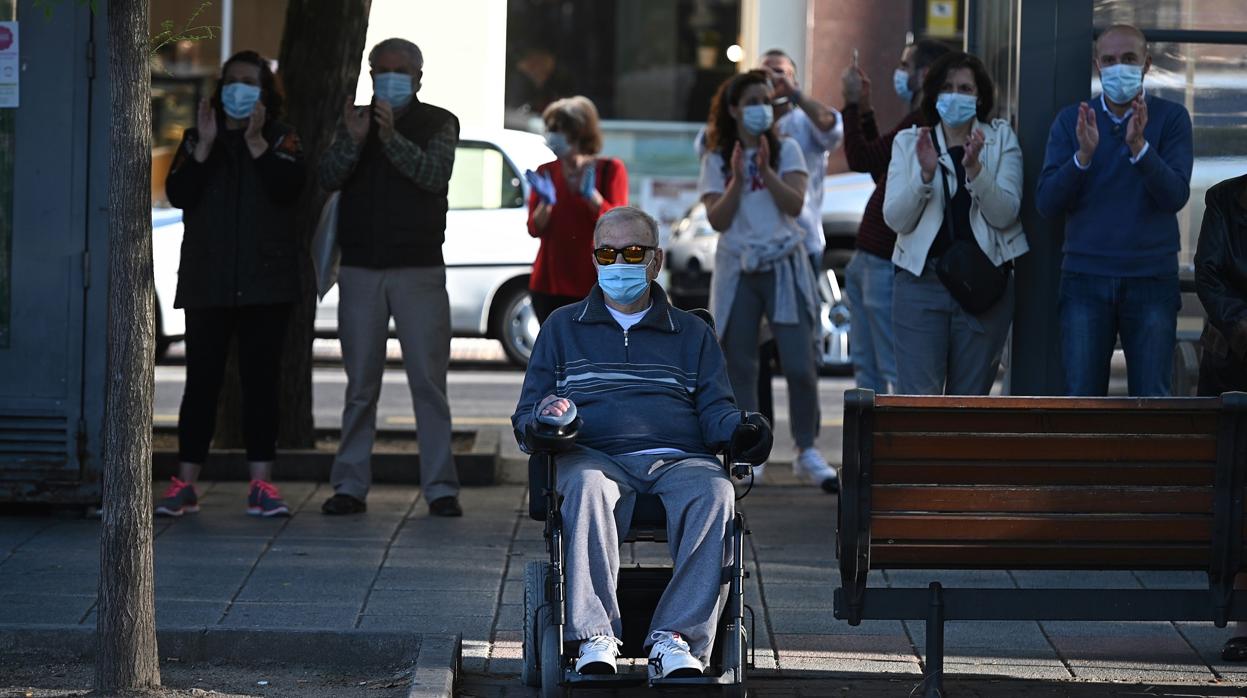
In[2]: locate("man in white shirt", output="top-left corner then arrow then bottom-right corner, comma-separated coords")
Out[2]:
761,49 -> 844,272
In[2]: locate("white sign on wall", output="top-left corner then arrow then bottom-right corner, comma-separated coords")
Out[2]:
0,22 -> 17,108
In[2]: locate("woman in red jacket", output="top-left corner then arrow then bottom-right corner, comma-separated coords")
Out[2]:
525,96 -> 628,322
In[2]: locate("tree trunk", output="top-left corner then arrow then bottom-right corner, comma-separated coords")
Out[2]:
97,0 -> 161,692
273,0 -> 372,449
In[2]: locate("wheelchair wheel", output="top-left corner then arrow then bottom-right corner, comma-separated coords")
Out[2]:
522,560 -> 549,687
540,623 -> 565,698
721,622 -> 748,697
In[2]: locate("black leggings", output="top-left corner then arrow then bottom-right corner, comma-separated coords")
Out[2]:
531,290 -> 582,324
177,304 -> 291,463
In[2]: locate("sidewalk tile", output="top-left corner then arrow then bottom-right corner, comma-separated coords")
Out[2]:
218,601 -> 360,629
0,592 -> 94,625
364,588 -> 498,616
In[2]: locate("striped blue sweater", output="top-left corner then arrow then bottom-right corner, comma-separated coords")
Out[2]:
512,284 -> 742,457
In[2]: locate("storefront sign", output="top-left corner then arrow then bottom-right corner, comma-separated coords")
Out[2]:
927,0 -> 958,39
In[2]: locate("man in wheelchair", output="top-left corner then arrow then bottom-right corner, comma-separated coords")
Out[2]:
512,206 -> 772,681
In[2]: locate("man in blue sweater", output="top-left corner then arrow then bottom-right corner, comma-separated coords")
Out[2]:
512,207 -> 771,680
1036,24 -> 1193,396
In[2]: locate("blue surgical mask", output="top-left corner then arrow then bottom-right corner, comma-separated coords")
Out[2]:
741,104 -> 773,135
1099,63 -> 1144,105
545,132 -> 571,158
221,83 -> 261,120
936,92 -> 978,127
597,263 -> 650,305
373,72 -> 414,108
893,68 -> 914,103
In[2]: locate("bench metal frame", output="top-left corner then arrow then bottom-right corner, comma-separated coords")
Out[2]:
835,389 -> 1247,697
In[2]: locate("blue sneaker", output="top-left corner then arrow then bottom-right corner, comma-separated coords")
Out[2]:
155,477 -> 199,517
247,480 -> 291,517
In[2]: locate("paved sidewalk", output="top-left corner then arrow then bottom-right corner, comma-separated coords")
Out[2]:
3,475 -> 1247,694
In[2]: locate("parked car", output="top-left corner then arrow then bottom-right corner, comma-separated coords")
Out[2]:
153,128 -> 555,367
664,172 -> 873,374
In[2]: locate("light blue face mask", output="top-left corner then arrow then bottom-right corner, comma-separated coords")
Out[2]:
893,68 -> 914,103
221,83 -> 261,120
936,92 -> 978,127
1099,63 -> 1144,105
373,72 -> 414,108
741,104 -> 773,135
545,131 -> 571,158
598,262 -> 650,304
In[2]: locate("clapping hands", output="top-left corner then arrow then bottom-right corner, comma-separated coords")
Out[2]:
525,169 -> 557,206
916,127 -> 938,183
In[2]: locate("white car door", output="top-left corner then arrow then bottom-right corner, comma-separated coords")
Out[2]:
441,140 -> 539,342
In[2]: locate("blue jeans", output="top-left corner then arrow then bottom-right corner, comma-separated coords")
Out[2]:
845,251 -> 897,393
1058,270 -> 1180,397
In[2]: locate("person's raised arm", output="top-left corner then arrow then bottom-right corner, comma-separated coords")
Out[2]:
702,146 -> 744,232
759,137 -> 805,218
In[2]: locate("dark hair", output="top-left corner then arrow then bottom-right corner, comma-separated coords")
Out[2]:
705,70 -> 780,175
919,51 -> 995,126
909,39 -> 952,73
543,96 -> 603,155
212,50 -> 283,120
762,48 -> 796,74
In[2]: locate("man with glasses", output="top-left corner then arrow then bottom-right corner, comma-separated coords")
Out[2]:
512,206 -> 771,679
1037,24 -> 1193,396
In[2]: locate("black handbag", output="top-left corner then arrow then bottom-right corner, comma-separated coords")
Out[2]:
932,147 -> 1010,315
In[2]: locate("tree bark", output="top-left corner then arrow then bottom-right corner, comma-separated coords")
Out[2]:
97,0 -> 161,692
273,0 -> 372,449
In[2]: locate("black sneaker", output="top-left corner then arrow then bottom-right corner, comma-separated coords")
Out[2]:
428,496 -> 463,517
321,493 -> 367,515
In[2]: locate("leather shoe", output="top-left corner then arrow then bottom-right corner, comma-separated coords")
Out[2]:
321,493 -> 367,515
429,496 -> 463,517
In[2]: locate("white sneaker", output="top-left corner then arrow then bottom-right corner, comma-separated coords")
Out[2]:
794,448 -> 840,493
575,635 -> 621,675
647,631 -> 703,680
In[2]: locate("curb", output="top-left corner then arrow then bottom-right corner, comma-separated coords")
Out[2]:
151,427 -> 501,486
0,626 -> 461,696
405,634 -> 460,698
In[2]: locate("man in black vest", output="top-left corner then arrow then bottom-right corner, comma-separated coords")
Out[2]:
318,38 -> 463,517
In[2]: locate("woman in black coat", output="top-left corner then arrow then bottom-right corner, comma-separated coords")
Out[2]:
159,50 -> 306,519
1193,172 -> 1247,661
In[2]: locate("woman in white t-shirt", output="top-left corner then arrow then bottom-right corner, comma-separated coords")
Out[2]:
698,70 -> 837,491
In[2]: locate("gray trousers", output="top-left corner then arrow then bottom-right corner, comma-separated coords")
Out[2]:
557,447 -> 734,662
331,266 -> 460,503
720,271 -> 820,448
892,264 -> 1014,395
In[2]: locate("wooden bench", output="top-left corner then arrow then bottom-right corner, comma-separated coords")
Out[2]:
835,389 -> 1247,696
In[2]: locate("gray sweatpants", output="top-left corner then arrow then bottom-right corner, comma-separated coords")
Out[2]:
557,447 -> 735,662
892,263 -> 1014,395
720,270 -> 820,448
331,266 -> 460,503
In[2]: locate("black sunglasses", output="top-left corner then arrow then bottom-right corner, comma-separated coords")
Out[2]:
594,245 -> 655,265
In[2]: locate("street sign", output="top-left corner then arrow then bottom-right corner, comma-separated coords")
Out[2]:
0,22 -> 16,108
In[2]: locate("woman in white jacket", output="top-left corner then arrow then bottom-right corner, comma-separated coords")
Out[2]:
883,52 -> 1028,395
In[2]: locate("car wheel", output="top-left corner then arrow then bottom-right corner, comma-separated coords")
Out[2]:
492,284 -> 538,368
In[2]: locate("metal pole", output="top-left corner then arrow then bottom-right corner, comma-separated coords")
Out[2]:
220,0 -> 233,62
924,582 -> 945,698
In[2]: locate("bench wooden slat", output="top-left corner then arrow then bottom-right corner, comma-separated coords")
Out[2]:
871,485 -> 1213,514
873,411 -> 1218,435
874,433 -> 1216,462
871,513 -> 1216,542
872,461 -> 1216,486
869,542 -> 1212,569
873,396 -> 1222,410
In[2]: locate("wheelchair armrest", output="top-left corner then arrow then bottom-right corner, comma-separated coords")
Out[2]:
524,417 -> 582,454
